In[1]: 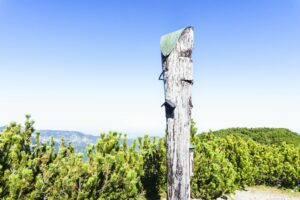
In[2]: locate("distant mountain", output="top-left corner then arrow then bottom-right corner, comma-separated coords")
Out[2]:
0,126 -> 5,132
34,130 -> 100,156
0,126 -> 99,159
0,126 -> 135,160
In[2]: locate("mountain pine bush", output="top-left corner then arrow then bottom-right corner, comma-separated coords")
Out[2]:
0,117 -> 299,199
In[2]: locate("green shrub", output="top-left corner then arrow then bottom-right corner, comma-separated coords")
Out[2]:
192,134 -> 237,199
1,117 -> 300,199
203,127 -> 300,147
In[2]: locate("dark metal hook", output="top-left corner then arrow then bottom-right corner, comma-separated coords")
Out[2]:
158,69 -> 166,81
181,79 -> 194,85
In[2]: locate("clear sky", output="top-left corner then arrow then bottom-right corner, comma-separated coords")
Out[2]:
0,0 -> 299,137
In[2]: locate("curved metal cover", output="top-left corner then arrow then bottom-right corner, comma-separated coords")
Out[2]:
160,26 -> 192,57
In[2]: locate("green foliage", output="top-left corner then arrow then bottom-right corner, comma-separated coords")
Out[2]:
0,118 -> 146,200
138,135 -> 166,199
190,119 -> 197,142
192,132 -> 300,199
1,117 -> 300,199
83,132 -> 144,200
203,127 -> 300,147
192,134 -> 237,199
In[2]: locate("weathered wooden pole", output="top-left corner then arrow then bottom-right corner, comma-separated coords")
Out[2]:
160,27 -> 194,200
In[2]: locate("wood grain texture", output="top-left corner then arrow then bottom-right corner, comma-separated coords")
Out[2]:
161,27 -> 194,200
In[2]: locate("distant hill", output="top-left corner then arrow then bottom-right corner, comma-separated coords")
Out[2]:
0,126 -> 134,160
200,128 -> 300,147
3,126 -> 299,157
33,130 -> 100,155
0,126 -> 5,132
0,126 -> 99,158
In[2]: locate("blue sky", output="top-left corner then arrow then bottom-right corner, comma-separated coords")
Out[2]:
0,0 -> 299,137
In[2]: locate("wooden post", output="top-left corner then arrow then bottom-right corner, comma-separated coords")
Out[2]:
160,27 -> 194,200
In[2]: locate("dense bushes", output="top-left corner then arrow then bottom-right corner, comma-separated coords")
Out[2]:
204,127 -> 300,147
192,135 -> 238,199
1,117 -> 300,199
192,133 -> 300,199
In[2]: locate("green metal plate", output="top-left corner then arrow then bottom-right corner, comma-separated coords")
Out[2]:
160,26 -> 192,57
